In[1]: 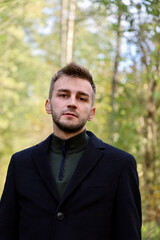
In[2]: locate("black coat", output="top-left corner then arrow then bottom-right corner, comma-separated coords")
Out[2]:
0,131 -> 141,240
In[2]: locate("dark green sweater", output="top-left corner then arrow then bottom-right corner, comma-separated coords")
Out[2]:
49,130 -> 89,198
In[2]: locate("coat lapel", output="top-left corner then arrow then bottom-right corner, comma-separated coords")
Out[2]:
32,135 -> 60,202
61,132 -> 105,202
31,132 -> 105,204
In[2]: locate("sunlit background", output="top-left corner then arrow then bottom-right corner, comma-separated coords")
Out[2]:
0,0 -> 160,238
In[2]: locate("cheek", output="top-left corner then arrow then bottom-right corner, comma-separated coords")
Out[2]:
51,99 -> 63,109
81,106 -> 92,116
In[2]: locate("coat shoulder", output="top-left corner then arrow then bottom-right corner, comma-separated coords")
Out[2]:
11,134 -> 52,163
88,130 -> 136,165
102,142 -> 136,168
103,141 -> 134,159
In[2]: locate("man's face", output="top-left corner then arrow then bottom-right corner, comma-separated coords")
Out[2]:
45,76 -> 95,137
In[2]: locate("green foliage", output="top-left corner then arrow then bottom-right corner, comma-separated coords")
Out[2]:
142,221 -> 160,240
0,0 -> 53,189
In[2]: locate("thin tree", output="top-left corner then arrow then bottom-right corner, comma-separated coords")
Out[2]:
111,11 -> 121,117
66,0 -> 76,63
111,8 -> 122,141
60,0 -> 68,67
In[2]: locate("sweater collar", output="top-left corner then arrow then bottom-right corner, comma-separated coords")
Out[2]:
50,129 -> 89,154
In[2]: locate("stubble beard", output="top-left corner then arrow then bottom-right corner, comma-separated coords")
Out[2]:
51,109 -> 89,133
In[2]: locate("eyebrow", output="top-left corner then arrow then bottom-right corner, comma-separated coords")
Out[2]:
57,89 -> 90,98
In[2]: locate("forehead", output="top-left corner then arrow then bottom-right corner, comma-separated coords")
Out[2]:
53,76 -> 93,95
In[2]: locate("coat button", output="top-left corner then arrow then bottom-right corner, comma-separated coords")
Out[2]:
56,212 -> 64,220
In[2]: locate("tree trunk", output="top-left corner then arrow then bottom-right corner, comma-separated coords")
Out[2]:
66,0 -> 76,63
111,11 -> 122,139
60,0 -> 68,67
138,32 -> 158,191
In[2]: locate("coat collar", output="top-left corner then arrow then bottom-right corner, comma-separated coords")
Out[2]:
32,131 -> 105,203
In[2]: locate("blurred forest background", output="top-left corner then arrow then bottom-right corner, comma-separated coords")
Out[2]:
0,0 -> 159,238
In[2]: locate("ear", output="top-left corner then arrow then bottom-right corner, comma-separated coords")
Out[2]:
45,99 -> 51,114
88,107 -> 95,121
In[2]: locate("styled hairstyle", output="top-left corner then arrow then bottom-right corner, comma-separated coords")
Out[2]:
49,62 -> 96,102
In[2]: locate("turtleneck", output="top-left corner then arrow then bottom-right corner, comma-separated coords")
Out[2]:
50,129 -> 89,154
49,130 -> 89,198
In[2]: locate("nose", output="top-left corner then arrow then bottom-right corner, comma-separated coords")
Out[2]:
67,96 -> 77,109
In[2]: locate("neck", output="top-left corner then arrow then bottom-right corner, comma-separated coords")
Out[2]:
53,125 -> 86,140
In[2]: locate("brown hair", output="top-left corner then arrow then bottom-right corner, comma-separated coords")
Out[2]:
49,62 -> 96,101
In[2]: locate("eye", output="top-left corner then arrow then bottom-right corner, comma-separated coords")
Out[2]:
59,94 -> 68,98
79,97 -> 87,102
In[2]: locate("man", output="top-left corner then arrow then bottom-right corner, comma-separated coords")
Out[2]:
0,62 -> 141,240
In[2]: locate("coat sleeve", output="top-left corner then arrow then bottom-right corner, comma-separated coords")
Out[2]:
114,155 -> 142,240
0,155 -> 19,240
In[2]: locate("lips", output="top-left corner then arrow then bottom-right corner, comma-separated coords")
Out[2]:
62,112 -> 78,118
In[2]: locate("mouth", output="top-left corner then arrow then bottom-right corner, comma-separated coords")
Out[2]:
62,112 -> 78,118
